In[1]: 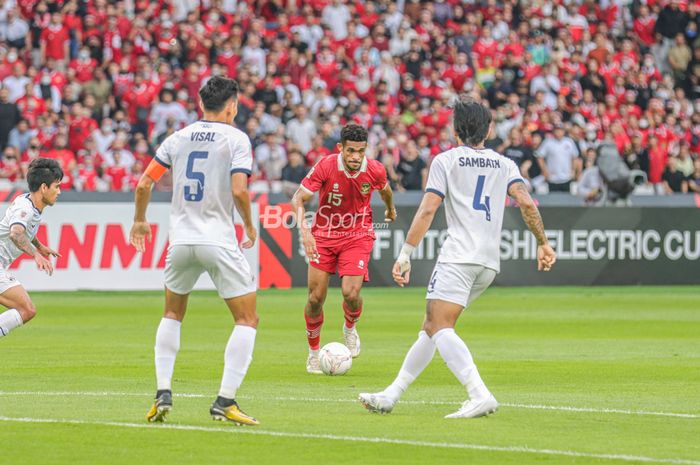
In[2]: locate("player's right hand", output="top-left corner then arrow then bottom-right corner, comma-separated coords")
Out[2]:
241,224 -> 257,249
129,221 -> 152,252
392,259 -> 411,287
34,254 -> 53,276
537,244 -> 556,271
302,230 -> 320,262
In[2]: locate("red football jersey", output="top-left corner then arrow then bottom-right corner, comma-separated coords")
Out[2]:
301,153 -> 387,240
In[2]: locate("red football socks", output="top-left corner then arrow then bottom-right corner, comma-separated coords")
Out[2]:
343,301 -> 362,329
305,312 -> 324,350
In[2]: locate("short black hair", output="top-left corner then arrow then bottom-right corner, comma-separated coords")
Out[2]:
159,88 -> 175,101
198,76 -> 239,112
452,96 -> 492,146
27,158 -> 63,192
340,123 -> 368,145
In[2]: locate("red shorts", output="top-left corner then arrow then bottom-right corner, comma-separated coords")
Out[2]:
311,235 -> 374,282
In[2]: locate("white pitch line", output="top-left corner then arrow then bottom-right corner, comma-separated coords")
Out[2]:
500,403 -> 700,419
0,391 -> 698,419
0,416 -> 697,465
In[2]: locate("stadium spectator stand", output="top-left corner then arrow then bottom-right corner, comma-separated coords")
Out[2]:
0,0 -> 699,198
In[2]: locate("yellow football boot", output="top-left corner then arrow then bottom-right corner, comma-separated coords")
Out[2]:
210,399 -> 260,426
146,391 -> 172,422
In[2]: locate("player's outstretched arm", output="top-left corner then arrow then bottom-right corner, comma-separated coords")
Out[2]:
130,174 -> 154,252
379,183 -> 397,222
31,237 -> 60,258
232,172 -> 256,249
290,187 -> 319,262
393,192 -> 443,287
507,181 -> 556,271
10,224 -> 53,275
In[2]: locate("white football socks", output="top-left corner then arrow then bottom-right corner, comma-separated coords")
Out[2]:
219,325 -> 257,399
433,328 -> 490,402
154,317 -> 181,390
383,331 -> 436,402
0,309 -> 23,338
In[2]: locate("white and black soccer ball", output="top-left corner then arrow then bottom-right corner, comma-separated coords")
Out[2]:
319,342 -> 353,376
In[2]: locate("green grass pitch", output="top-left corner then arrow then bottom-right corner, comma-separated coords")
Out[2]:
1,287 -> 699,465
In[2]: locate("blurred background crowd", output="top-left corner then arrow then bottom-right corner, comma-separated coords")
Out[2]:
1,0 -> 700,200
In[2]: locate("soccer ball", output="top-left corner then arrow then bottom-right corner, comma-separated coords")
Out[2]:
319,342 -> 353,376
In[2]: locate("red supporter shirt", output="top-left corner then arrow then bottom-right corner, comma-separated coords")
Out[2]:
306,146 -> 332,166
48,70 -> 67,91
472,38 -> 499,63
16,95 -> 47,127
40,25 -> 69,60
45,148 -> 76,168
443,65 -> 473,92
113,72 -> 133,97
70,58 -> 98,82
648,146 -> 667,184
217,51 -> 240,76
613,51 -> 639,71
300,153 -> 387,240
0,159 -> 20,182
104,31 -> 123,62
59,170 -> 74,190
123,84 -> 156,123
126,173 -> 141,190
78,168 -> 97,191
634,16 -> 657,46
69,116 -> 98,152
64,13 -> 83,35
600,62 -> 623,90
106,165 -> 127,191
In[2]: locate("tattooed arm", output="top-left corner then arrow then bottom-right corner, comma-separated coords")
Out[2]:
507,181 -> 556,271
10,224 -> 37,256
32,236 -> 61,259
10,224 -> 54,275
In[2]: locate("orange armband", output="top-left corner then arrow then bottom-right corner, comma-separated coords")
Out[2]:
144,158 -> 169,182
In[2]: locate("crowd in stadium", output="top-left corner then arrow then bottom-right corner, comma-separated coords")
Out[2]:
1,0 -> 700,199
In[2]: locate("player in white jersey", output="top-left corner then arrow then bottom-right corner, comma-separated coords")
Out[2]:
359,97 -> 556,418
0,159 -> 62,340
130,76 -> 260,426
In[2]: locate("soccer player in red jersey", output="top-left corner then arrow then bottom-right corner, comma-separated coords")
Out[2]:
291,123 -> 396,373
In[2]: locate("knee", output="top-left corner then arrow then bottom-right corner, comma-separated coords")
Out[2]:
235,312 -> 259,329
18,301 -> 37,323
307,292 -> 325,314
163,310 -> 184,321
421,310 -> 453,337
422,321 -> 453,338
422,320 -> 437,337
341,287 -> 361,307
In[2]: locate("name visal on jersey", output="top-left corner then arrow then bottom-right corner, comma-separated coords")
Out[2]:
0,194 -> 42,268
155,121 -> 253,251
426,146 -> 523,272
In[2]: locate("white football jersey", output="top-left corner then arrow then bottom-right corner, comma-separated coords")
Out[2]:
0,194 -> 42,268
155,120 -> 253,251
426,146 -> 523,272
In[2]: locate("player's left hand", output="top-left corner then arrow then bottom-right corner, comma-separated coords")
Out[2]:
392,259 -> 411,287
129,221 -> 152,252
37,244 -> 61,258
241,224 -> 257,249
537,244 -> 556,271
385,207 -> 397,222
